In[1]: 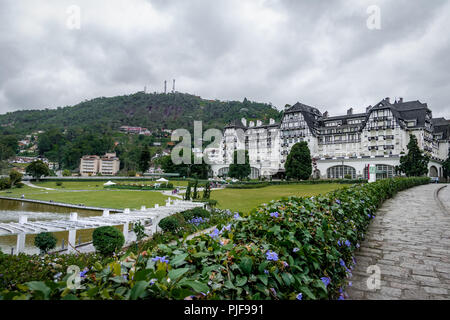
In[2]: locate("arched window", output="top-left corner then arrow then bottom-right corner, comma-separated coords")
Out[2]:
327,165 -> 356,179
363,164 -> 395,180
218,167 -> 229,177
250,167 -> 260,179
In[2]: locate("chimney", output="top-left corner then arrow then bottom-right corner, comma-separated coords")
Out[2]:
256,120 -> 262,126
269,118 -> 275,125
241,118 -> 247,127
398,97 -> 403,103
385,97 -> 390,103
366,106 -> 372,113
347,108 -> 353,116
249,121 -> 255,127
323,111 -> 329,118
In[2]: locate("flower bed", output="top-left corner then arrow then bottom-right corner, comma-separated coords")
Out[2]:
0,177 -> 429,300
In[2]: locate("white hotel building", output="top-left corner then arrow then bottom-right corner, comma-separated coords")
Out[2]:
208,98 -> 449,180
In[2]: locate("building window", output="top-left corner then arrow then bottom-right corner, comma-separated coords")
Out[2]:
327,165 -> 356,179
363,164 -> 395,180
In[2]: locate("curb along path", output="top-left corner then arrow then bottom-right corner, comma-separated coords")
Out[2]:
346,184 -> 450,300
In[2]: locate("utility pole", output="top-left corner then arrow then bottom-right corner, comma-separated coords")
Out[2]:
164,80 -> 167,94
172,79 -> 176,93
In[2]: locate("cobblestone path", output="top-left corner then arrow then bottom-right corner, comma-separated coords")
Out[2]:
346,184 -> 450,300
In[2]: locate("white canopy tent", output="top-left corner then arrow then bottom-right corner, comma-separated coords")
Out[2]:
103,181 -> 117,186
156,178 -> 169,183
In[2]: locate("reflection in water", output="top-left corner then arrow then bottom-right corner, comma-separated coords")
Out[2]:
0,199 -> 103,254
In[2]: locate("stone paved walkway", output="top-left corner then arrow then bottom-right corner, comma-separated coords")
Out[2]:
346,184 -> 450,300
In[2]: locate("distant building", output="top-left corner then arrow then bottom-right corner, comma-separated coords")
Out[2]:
99,153 -> 120,176
80,153 -> 120,176
79,155 -> 101,176
119,126 -> 151,136
209,97 -> 449,180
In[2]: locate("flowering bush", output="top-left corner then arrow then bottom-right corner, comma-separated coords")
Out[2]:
0,177 -> 429,300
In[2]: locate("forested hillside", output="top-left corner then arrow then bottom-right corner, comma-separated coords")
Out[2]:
0,92 -> 281,134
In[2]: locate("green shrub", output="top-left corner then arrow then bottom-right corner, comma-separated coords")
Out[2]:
158,216 -> 182,233
181,207 -> 210,221
92,226 -> 125,256
0,177 -> 12,190
34,232 -> 57,254
55,182 -> 63,187
15,182 -> 24,188
0,177 -> 430,300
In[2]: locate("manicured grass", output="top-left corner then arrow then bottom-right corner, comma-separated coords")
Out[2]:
210,184 -> 344,213
1,186 -> 169,210
33,180 -> 188,190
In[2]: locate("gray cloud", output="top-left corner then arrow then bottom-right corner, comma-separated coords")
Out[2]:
0,0 -> 449,118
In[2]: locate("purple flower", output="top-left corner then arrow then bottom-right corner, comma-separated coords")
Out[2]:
321,277 -> 331,288
336,199 -> 341,205
266,250 -> 279,261
293,247 -> 300,253
344,240 -> 351,247
152,256 -> 169,264
348,282 -> 352,287
270,212 -> 279,218
283,261 -> 289,268
149,279 -> 156,285
296,293 -> 303,300
270,288 -> 277,296
264,269 -> 269,274
233,213 -> 240,219
337,240 -> 342,247
209,228 -> 220,239
338,295 -> 345,300
339,259 -> 346,268
79,268 -> 88,278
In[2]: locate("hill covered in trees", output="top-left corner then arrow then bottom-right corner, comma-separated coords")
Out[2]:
0,92 -> 282,134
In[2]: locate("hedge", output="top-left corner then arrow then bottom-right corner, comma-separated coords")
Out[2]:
0,177 -> 429,300
104,183 -> 174,191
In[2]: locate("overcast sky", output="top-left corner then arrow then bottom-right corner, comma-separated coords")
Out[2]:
1,0 -> 449,118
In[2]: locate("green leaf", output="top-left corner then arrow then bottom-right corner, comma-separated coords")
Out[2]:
168,268 -> 190,281
170,253 -> 189,267
130,281 -> 148,300
235,275 -> 248,287
239,257 -> 253,275
257,274 -> 268,286
299,286 -> 316,299
25,281 -> 50,300
179,280 -> 209,293
62,294 -> 79,300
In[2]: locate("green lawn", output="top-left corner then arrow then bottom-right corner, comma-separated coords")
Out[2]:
32,180 -> 188,190
1,182 -> 343,212
210,184 -> 343,213
1,186 -> 169,210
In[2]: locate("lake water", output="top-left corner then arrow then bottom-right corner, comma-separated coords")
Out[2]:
0,199 -> 102,254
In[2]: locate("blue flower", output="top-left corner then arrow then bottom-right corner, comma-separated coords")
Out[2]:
233,213 -> 240,219
296,293 -> 303,300
209,228 -> 220,239
293,247 -> 300,253
344,240 -> 351,247
283,261 -> 289,267
149,279 -> 156,285
264,270 -> 269,274
321,277 -> 331,288
270,288 -> 277,296
270,212 -> 279,218
266,250 -> 279,261
152,256 -> 169,264
339,259 -> 346,268
336,199 -> 341,205
338,295 -> 345,300
337,240 -> 342,247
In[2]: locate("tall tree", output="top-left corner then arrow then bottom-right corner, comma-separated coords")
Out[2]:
9,170 -> 23,187
442,156 -> 450,179
228,150 -> 251,180
26,160 -> 50,181
285,141 -> 312,180
138,147 -> 151,174
398,134 -> 429,177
